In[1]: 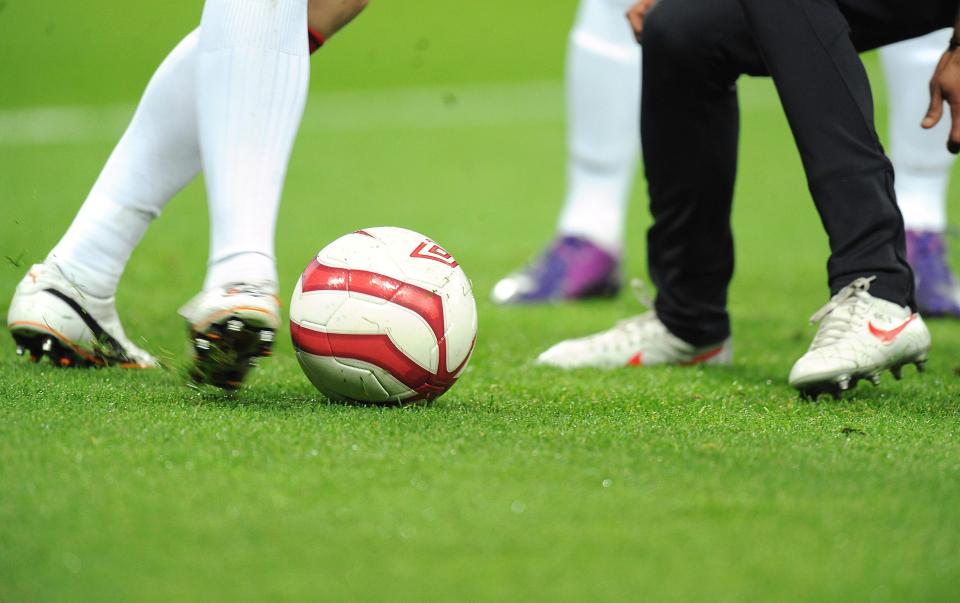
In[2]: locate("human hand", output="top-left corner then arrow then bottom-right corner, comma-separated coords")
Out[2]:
626,0 -> 659,44
308,0 -> 370,40
922,47 -> 960,154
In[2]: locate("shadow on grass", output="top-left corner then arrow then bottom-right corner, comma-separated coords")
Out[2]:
185,382 -> 445,413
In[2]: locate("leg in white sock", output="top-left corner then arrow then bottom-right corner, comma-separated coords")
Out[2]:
881,30 -> 960,316
880,29 -> 955,233
490,0 -> 637,304
557,0 -> 641,254
197,0 -> 310,292
48,30 -> 201,298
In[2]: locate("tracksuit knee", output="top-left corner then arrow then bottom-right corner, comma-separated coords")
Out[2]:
642,1 -> 709,63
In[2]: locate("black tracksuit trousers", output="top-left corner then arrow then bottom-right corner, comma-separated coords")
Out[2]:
641,0 -> 956,346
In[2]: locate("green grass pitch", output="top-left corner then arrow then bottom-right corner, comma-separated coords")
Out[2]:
2,1 -> 960,600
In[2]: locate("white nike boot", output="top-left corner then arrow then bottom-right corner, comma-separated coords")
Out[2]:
537,311 -> 731,369
789,277 -> 931,398
6,263 -> 157,368
178,283 -> 280,389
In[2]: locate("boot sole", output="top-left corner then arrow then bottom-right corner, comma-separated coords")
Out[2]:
794,353 -> 928,400
187,317 -> 275,390
9,323 -> 146,369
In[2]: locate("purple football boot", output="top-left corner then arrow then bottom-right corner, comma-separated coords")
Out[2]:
906,229 -> 960,317
491,235 -> 621,304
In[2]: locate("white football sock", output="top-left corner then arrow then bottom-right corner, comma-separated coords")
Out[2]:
48,31 -> 201,298
556,0 -> 641,254
880,29 -> 955,233
198,0 -> 310,292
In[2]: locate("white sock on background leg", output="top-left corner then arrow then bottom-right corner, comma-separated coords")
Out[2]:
49,31 -> 201,298
197,0 -> 310,291
880,29 -> 955,233
556,0 -> 641,254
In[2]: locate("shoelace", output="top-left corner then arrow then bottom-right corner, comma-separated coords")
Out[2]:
629,278 -> 654,308
587,280 -> 660,348
807,276 -> 875,350
225,283 -> 274,298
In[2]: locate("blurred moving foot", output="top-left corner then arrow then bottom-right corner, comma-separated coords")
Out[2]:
906,229 -> 960,317
491,236 -> 620,304
789,277 -> 931,398
7,262 -> 157,368
179,283 -> 280,390
536,311 -> 731,369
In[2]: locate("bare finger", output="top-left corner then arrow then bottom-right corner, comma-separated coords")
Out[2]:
923,83 -> 944,130
948,98 -> 960,153
626,9 -> 643,43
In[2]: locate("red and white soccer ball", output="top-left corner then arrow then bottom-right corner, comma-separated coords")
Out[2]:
290,227 -> 478,405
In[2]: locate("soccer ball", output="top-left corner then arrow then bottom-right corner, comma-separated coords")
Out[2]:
290,227 -> 478,405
